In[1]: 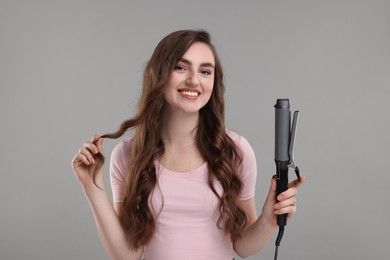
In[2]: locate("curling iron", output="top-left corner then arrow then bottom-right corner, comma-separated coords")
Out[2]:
274,99 -> 301,260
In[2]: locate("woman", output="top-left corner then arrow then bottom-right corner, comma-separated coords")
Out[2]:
71,30 -> 303,260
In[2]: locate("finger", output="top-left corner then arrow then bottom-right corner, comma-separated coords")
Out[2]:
90,134 -> 100,142
266,176 -> 277,203
277,186 -> 298,202
96,137 -> 104,153
288,175 -> 305,189
83,141 -> 99,155
90,134 -> 104,153
277,176 -> 305,201
274,205 -> 297,216
274,197 -> 297,210
73,152 -> 91,166
79,147 -> 96,164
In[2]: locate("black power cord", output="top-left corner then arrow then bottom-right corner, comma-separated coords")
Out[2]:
274,226 -> 285,260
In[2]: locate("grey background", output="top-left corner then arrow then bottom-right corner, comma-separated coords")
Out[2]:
1,0 -> 389,259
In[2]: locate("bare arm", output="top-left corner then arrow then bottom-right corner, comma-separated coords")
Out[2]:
72,135 -> 143,260
233,197 -> 276,258
82,183 -> 143,260
234,177 -> 304,258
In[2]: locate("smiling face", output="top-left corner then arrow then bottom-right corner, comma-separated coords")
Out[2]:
163,42 -> 215,115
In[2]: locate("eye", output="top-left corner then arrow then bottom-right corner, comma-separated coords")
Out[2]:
200,69 -> 212,75
175,65 -> 186,71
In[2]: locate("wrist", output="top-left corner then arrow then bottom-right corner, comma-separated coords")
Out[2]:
82,181 -> 106,195
258,214 -> 278,231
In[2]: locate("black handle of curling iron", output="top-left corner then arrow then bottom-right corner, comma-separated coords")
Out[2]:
275,161 -> 289,226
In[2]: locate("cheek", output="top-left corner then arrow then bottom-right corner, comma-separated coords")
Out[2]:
165,77 -> 176,91
205,80 -> 214,96
203,84 -> 214,106
164,76 -> 179,97
166,72 -> 179,89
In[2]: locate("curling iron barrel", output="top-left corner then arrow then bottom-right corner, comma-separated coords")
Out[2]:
275,99 -> 291,162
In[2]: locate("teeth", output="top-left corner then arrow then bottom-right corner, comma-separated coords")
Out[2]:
180,91 -> 199,96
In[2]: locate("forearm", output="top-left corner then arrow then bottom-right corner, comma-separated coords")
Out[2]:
82,183 -> 142,260
234,214 -> 277,258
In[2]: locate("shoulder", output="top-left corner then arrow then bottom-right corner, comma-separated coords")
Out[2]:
111,137 -> 133,158
110,137 -> 134,203
110,137 -> 134,180
226,129 -> 257,199
225,128 -> 257,173
110,136 -> 134,169
225,129 -> 253,154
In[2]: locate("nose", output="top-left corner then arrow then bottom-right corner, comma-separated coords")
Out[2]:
185,71 -> 199,87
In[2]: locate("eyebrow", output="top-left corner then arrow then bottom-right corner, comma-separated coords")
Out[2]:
178,58 -> 215,69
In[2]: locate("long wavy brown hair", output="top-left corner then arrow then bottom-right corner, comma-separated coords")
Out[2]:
97,29 -> 248,249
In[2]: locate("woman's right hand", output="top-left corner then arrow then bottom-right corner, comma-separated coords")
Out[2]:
71,134 -> 105,188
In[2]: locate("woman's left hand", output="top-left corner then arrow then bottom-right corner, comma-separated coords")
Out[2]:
260,175 -> 305,228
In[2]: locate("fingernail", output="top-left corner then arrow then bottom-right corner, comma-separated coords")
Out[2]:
277,195 -> 283,201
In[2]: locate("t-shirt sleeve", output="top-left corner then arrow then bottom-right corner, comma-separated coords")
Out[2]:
236,135 -> 257,200
109,139 -> 130,203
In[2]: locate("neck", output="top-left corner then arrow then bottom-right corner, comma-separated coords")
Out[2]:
161,107 -> 199,147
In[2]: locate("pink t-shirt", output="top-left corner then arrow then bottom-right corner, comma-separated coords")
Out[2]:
110,130 -> 257,260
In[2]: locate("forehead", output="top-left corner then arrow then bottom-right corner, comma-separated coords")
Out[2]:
181,42 -> 215,65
